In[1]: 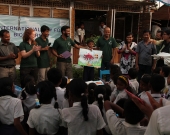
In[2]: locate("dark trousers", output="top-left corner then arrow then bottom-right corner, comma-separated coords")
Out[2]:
138,64 -> 152,82
83,66 -> 94,81
0,124 -> 20,135
99,61 -> 110,81
20,67 -> 38,88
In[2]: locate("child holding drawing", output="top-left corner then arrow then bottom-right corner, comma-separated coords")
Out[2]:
83,40 -> 95,81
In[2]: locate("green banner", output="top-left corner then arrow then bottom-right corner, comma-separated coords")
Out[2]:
0,15 -> 69,46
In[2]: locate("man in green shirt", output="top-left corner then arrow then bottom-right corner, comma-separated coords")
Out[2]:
52,26 -> 86,78
35,25 -> 50,82
96,27 -> 117,81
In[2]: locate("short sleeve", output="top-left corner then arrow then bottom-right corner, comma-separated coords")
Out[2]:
106,109 -> 125,135
112,38 -> 117,48
19,42 -> 26,51
27,110 -> 34,128
70,39 -> 76,47
96,106 -> 106,130
144,110 -> 159,135
52,40 -> 58,50
14,100 -> 24,119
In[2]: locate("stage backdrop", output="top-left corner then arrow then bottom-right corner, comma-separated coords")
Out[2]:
0,15 -> 69,46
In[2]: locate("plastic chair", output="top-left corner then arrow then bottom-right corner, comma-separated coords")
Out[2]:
100,70 -> 110,79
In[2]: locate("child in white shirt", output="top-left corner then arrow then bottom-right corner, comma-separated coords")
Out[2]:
113,76 -> 130,104
92,85 -> 111,134
140,74 -> 170,107
128,68 -> 139,94
47,68 -> 65,109
27,81 -> 61,135
0,77 -> 27,135
62,79 -> 106,135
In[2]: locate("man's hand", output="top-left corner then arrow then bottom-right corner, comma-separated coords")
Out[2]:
8,53 -> 16,59
43,46 -> 49,51
57,54 -> 64,58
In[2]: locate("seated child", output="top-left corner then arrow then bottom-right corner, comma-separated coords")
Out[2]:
87,83 -> 97,104
0,77 -> 27,135
140,74 -> 170,107
152,67 -> 161,74
83,40 -> 94,81
160,66 -> 170,94
109,64 -> 122,91
104,99 -> 146,135
62,79 -> 106,135
110,73 -> 122,102
47,68 -> 64,109
27,81 -> 61,135
104,84 -> 112,101
113,75 -> 131,104
128,68 -> 139,94
59,76 -> 68,90
138,74 -> 151,97
92,85 -> 111,135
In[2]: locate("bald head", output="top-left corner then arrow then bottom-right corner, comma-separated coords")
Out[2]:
104,27 -> 111,38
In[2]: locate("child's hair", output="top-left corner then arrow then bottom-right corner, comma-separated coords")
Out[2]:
104,84 -> 111,101
36,81 -> 57,108
64,83 -> 70,100
140,74 -> 151,84
69,79 -> 88,121
87,83 -> 96,104
59,77 -> 67,88
23,75 -> 35,88
94,86 -> 105,116
150,74 -> 165,93
116,98 -> 128,118
153,67 -> 161,74
117,75 -> 132,92
0,77 -> 16,98
128,68 -> 138,79
110,64 -> 122,78
124,99 -> 144,125
112,73 -> 122,85
86,39 -> 94,45
47,68 -> 62,85
161,66 -> 170,77
21,81 -> 37,100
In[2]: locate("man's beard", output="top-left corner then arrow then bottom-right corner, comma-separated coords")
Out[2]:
65,33 -> 69,37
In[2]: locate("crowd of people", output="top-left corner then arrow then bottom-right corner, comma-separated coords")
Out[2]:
0,24 -> 170,135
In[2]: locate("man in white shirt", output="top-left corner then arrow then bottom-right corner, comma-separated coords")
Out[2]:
104,100 -> 146,135
99,21 -> 106,36
77,23 -> 85,45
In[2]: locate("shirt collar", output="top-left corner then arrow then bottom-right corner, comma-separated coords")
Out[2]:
40,35 -> 48,42
41,104 -> 54,108
73,102 -> 81,107
0,95 -> 12,99
151,93 -> 161,98
129,79 -> 137,82
0,41 -> 11,46
123,121 -> 140,127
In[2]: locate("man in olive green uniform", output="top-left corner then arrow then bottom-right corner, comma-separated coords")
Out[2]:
96,27 -> 117,81
35,25 -> 50,82
52,26 -> 85,78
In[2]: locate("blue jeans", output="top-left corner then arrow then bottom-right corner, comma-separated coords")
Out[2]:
98,61 -> 110,81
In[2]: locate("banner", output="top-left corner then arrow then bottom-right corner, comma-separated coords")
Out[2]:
78,48 -> 102,68
0,15 -> 69,46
